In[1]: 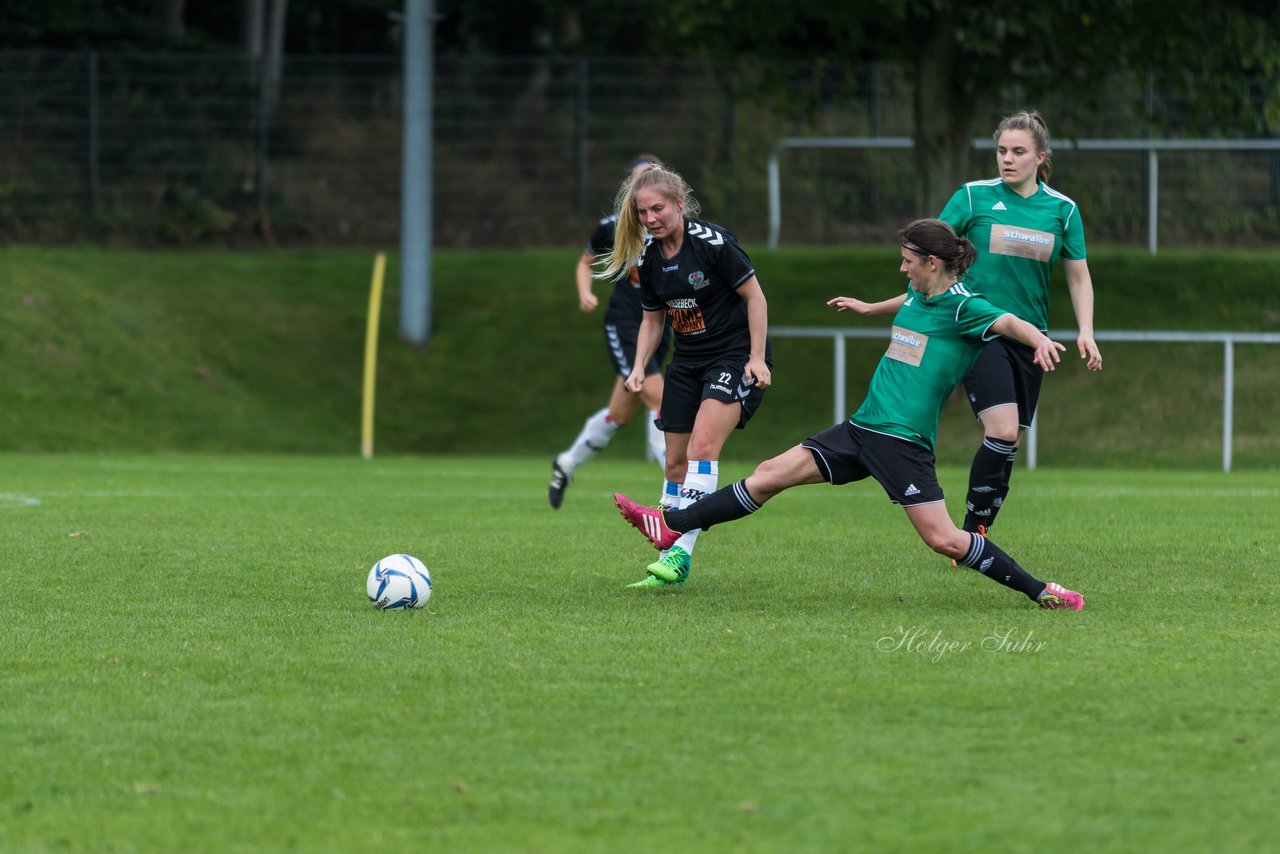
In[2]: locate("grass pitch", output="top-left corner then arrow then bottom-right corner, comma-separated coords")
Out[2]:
2,454 -> 1276,852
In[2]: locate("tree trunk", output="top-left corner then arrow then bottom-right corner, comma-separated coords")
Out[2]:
264,0 -> 289,114
243,0 -> 265,56
164,0 -> 186,42
911,13 -> 978,217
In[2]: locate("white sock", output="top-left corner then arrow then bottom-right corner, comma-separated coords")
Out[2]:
673,460 -> 718,555
646,411 -> 666,466
558,407 -> 617,472
660,480 -> 680,509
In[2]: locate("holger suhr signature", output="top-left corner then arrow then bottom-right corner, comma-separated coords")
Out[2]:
876,625 -> 1047,662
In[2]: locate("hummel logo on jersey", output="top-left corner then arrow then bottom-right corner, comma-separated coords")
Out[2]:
903,296 -> 914,306
688,222 -> 725,245
992,201 -> 1007,211
903,483 -> 921,497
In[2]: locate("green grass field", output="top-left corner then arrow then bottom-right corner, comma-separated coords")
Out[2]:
3,453 -> 1276,852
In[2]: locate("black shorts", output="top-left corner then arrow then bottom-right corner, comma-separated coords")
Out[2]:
962,337 -> 1044,428
656,354 -> 770,433
604,321 -> 671,379
801,421 -> 945,507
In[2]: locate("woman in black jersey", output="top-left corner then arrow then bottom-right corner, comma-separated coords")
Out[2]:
548,155 -> 671,510
597,164 -> 772,588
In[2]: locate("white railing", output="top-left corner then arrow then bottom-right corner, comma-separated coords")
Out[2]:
770,326 -> 1280,473
766,137 -> 1280,254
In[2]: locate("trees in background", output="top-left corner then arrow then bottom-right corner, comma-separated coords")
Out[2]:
0,0 -> 396,54
5,0 -> 1277,212
649,0 -> 1280,214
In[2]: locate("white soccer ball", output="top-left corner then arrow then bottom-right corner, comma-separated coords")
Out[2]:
366,554 -> 432,610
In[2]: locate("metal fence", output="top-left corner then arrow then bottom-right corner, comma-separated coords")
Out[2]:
2,50 -> 1277,248
767,136 -> 1280,253
771,326 -> 1280,473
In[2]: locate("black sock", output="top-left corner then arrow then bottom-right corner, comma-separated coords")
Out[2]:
957,532 -> 1046,602
665,480 -> 761,532
986,448 -> 1019,529
963,437 -> 1017,532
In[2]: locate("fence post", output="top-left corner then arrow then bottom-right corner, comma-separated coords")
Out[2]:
399,0 -> 435,345
834,334 -> 846,424
767,148 -> 781,249
723,71 -> 738,229
86,51 -> 100,213
1147,148 -> 1159,255
867,62 -> 881,221
1026,415 -> 1038,470
574,58 -> 588,216
1144,74 -> 1157,254
1273,132 -> 1280,206
255,55 -> 270,214
1223,339 -> 1234,473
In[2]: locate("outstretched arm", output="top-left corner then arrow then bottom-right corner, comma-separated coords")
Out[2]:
990,314 -> 1067,372
827,292 -> 907,316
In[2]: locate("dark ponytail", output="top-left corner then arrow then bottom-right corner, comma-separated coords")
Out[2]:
898,219 -> 978,278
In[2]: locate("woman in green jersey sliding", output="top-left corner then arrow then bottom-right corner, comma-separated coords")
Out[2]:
613,218 -> 1085,610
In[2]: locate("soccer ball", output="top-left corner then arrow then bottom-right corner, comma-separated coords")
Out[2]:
366,554 -> 432,610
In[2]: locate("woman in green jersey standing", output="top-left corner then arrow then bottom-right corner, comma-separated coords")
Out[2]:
838,111 -> 1103,540
613,219 -> 1085,610
941,110 -> 1103,536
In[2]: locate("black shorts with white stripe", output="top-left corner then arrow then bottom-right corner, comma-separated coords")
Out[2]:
801,421 -> 944,507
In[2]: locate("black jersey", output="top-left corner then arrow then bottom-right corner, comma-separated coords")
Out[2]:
586,215 -> 647,327
637,217 -> 761,361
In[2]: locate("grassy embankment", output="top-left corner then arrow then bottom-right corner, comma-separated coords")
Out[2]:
2,245 -> 1277,468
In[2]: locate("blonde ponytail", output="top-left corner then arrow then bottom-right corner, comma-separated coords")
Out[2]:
594,165 -> 699,281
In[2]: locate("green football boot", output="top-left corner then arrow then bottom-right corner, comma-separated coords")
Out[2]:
625,574 -> 684,589
645,545 -> 691,583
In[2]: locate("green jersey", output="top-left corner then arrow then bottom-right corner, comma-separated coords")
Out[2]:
939,178 -> 1086,330
851,282 -> 1008,450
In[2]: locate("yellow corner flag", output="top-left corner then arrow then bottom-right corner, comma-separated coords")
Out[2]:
361,252 -> 387,459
